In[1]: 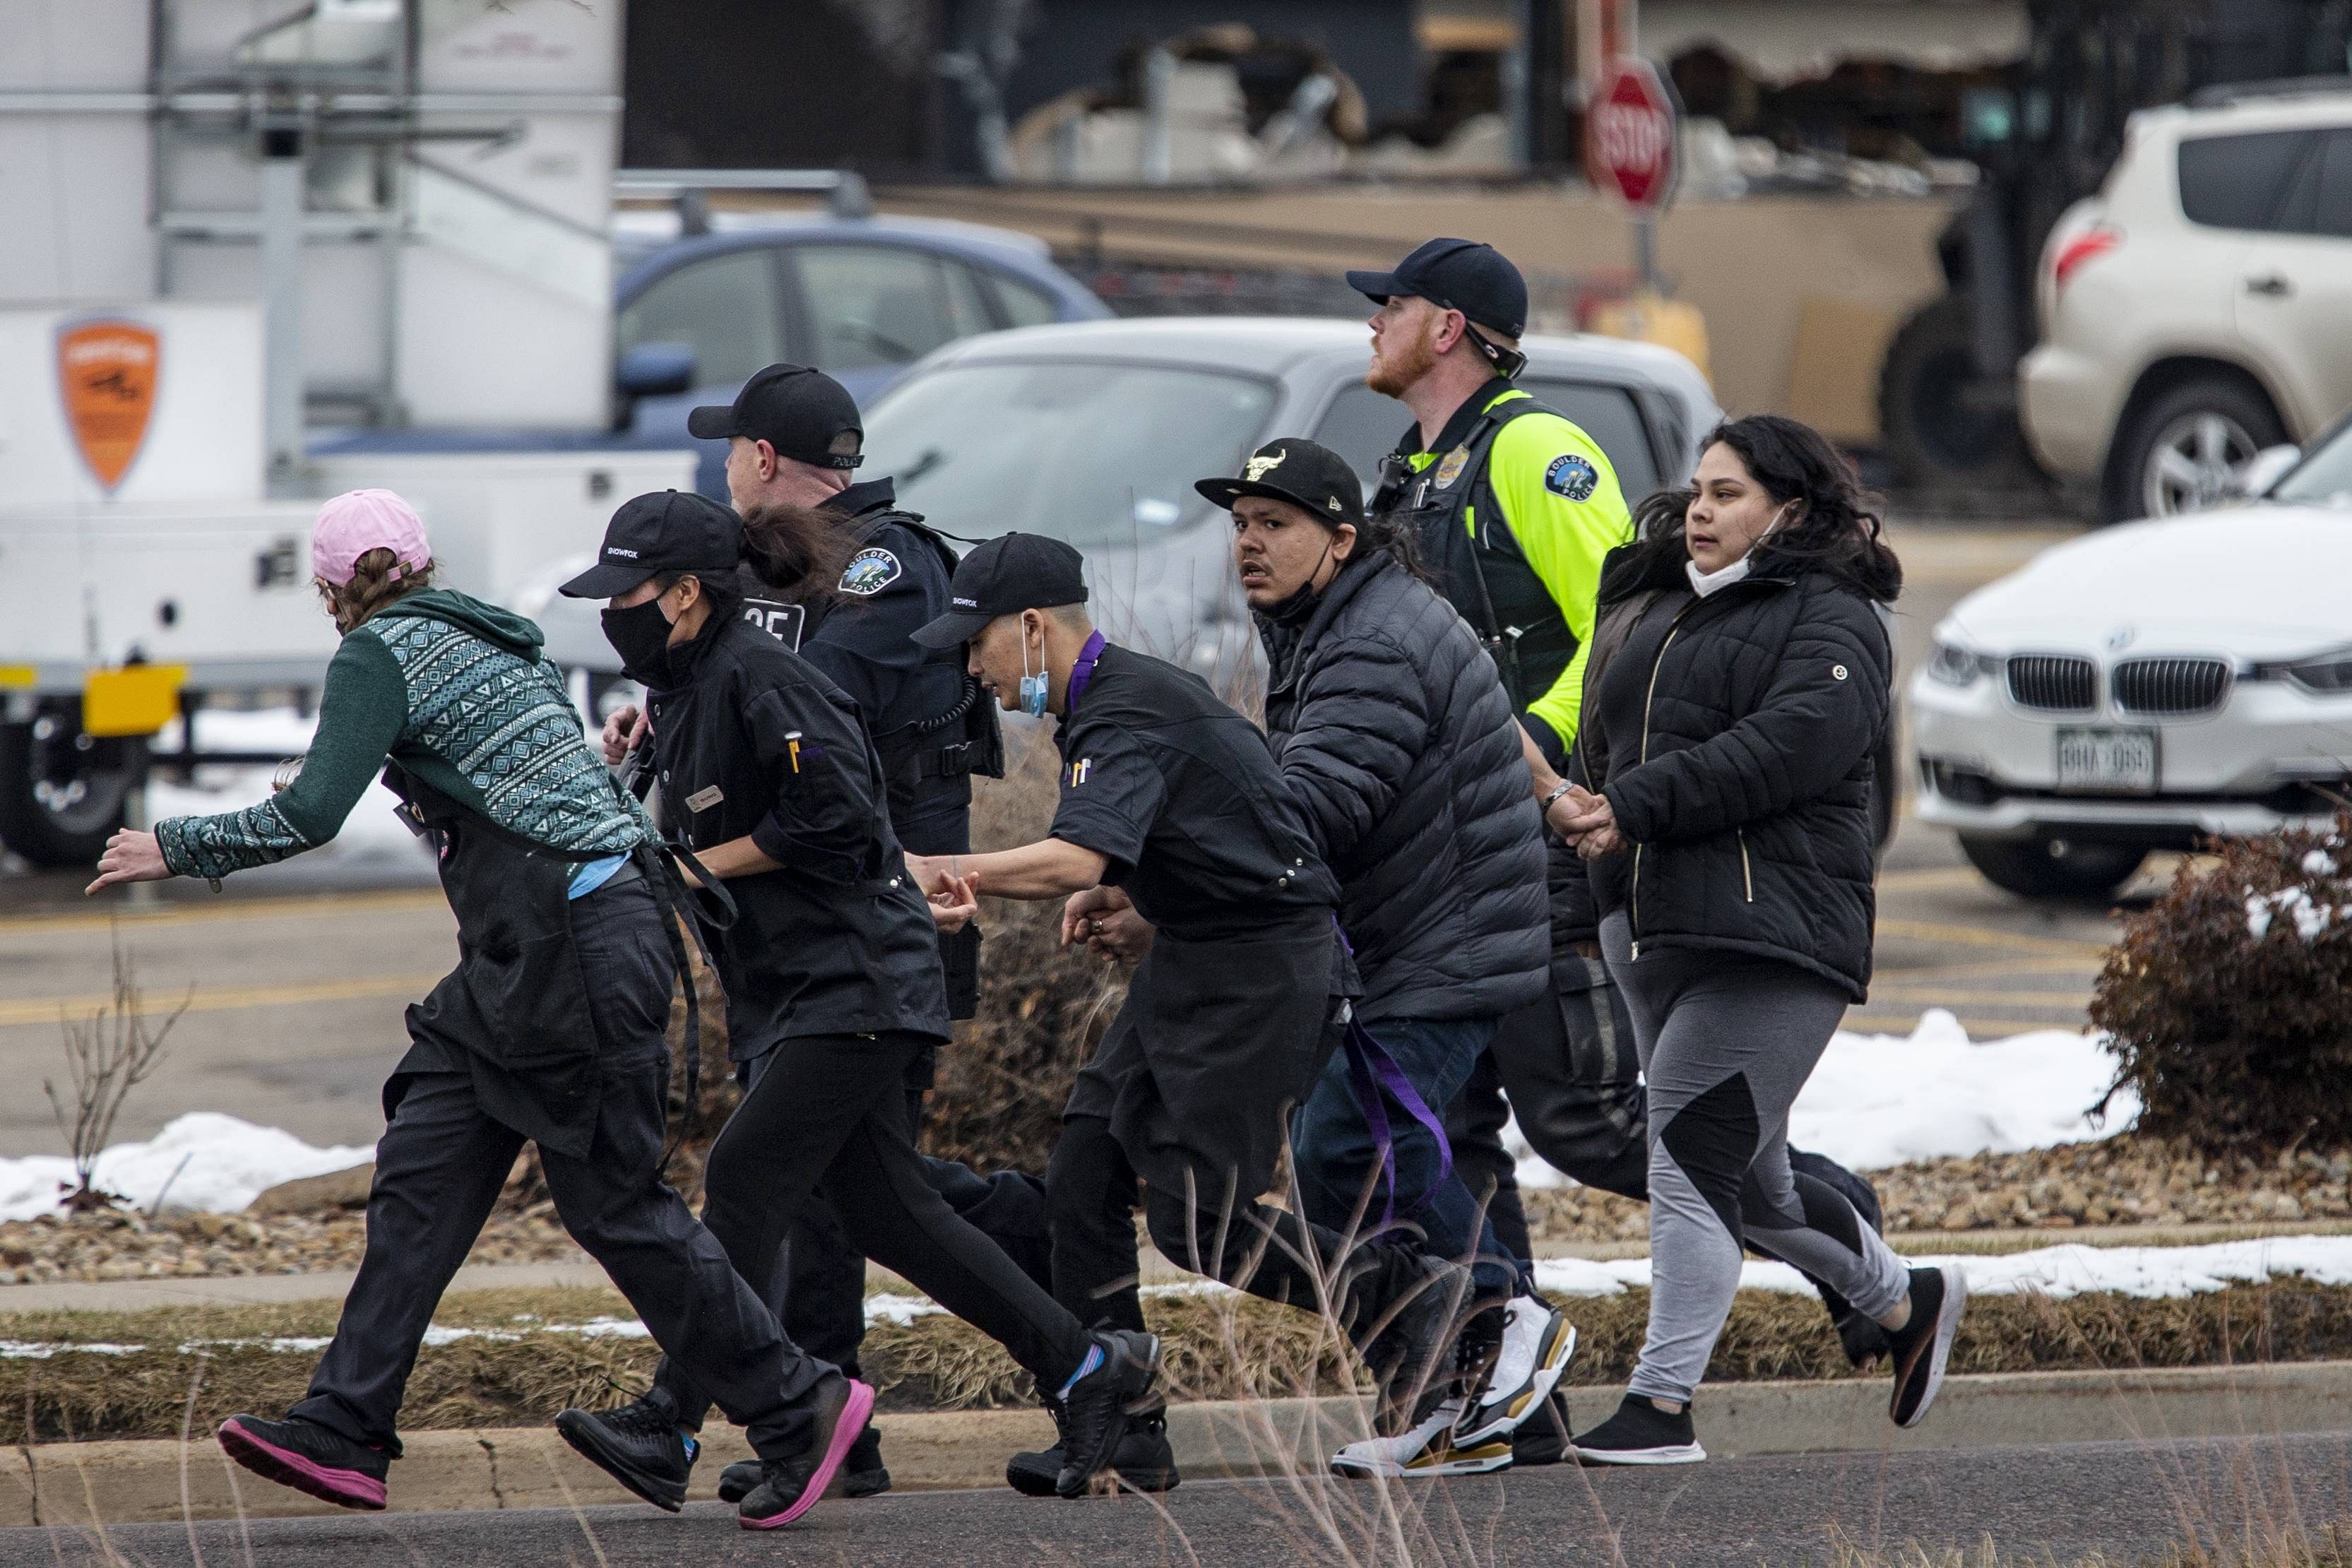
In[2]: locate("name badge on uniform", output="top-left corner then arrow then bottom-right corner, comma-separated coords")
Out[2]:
1432,446 -> 1471,489
686,785 -> 725,813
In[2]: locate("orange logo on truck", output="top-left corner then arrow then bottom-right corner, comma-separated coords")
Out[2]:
57,319 -> 160,493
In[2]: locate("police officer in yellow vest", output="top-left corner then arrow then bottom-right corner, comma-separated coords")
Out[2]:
1350,238 -> 1631,771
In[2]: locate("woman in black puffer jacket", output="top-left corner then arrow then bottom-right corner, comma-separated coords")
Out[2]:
1548,416 -> 1965,1467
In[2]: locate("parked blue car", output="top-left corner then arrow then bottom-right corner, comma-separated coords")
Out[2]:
316,211 -> 1110,497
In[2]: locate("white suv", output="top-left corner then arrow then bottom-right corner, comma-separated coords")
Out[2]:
2019,84 -> 2352,523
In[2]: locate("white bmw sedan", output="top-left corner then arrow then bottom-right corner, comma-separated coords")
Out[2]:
1913,415 -> 2352,901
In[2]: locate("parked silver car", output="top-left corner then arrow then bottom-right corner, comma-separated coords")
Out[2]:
858,316 -> 1721,684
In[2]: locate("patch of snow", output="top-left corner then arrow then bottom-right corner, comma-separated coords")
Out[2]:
1509,1010 -> 2130,1187
2247,886 -> 2335,942
865,1293 -> 947,1328
2302,850 -> 2339,878
0,1112 -> 374,1221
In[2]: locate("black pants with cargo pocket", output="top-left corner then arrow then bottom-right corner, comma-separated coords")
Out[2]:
292,877 -> 808,1457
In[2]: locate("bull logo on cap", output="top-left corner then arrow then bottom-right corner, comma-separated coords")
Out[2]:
1244,448 -> 1288,483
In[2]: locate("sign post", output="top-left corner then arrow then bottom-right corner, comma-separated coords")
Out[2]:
1585,56 -> 1679,292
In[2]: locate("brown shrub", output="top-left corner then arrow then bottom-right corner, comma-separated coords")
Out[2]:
2091,813 -> 2352,1154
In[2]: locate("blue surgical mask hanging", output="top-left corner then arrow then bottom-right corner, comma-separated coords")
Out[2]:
1018,621 -> 1050,716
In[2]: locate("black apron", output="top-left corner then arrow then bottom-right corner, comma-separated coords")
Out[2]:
384,765 -> 708,1162
1065,911 -> 1351,1204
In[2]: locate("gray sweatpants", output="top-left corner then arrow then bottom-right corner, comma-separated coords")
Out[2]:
1600,913 -> 1908,1404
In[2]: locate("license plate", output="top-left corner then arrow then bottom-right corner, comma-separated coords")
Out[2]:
2055,727 -> 2158,792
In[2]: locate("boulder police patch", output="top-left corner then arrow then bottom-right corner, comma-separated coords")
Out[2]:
839,547 -> 901,596
1432,446 -> 1471,489
1544,453 -> 1599,501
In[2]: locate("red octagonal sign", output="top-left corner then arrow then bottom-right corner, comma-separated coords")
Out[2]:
1587,58 -> 1678,211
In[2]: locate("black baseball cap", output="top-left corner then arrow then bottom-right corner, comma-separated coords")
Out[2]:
910,533 -> 1089,649
685,363 -> 865,470
558,489 -> 742,599
1195,438 -> 1363,523
1347,237 -> 1528,340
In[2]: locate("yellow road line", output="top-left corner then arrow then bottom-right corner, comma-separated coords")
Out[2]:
0,888 -> 445,938
1861,987 -> 2091,1008
1873,866 -> 1991,891
0,972 -> 443,1028
1875,917 -> 2111,960
1881,953 -> 2103,981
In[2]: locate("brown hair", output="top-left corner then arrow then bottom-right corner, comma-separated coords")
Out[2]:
740,501 -> 855,607
319,547 -> 434,632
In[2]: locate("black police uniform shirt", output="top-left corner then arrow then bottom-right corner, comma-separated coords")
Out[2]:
800,479 -> 973,848
644,609 -> 950,1055
1045,643 -> 1340,944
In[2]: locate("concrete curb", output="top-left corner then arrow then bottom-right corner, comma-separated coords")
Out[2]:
10,1361 -> 2352,1528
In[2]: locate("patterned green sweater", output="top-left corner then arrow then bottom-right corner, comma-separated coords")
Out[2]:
158,590 -> 648,881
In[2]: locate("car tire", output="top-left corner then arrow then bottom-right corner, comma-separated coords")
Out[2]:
1870,725 -> 1899,859
2101,375 -> 2285,525
1877,293 -> 2034,490
0,706 -> 144,869
1958,833 -> 2144,903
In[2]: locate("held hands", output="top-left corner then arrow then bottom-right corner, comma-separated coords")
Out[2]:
601,704 -> 650,767
1546,785 -> 1627,862
927,871 -> 980,932
85,829 -> 171,896
1060,884 -> 1152,963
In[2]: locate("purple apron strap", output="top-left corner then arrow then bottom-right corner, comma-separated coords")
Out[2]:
1334,913 -> 1454,1229
1064,629 -> 1107,711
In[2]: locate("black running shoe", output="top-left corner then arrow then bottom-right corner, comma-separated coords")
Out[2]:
1055,1330 -> 1162,1499
723,1423 -> 890,1504
1007,1400 -> 1181,1497
1509,1389 -> 1574,1468
217,1414 -> 389,1511
554,1387 -> 698,1513
1887,1264 -> 1966,1428
738,1376 -> 876,1531
1570,1394 -> 1706,1466
1358,1255 -> 1476,1436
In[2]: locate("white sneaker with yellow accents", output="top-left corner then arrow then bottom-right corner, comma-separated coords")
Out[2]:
1330,1397 -> 1513,1479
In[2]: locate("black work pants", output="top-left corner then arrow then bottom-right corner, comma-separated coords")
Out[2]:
1046,1115 -> 1401,1340
656,1031 -> 1091,1430
293,880 -> 803,1456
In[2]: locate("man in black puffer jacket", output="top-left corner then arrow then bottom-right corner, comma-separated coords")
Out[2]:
1197,439 -> 1569,1475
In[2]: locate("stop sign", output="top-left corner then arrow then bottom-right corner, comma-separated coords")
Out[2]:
1586,58 -> 1678,210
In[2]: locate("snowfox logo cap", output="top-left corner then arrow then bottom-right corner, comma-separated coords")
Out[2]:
312,488 -> 433,587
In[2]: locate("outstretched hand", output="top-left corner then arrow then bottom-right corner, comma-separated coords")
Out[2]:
85,830 -> 170,896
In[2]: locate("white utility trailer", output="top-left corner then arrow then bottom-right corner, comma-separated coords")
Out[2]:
1,0 -> 692,865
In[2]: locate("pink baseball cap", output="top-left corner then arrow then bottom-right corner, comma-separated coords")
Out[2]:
311,489 -> 433,586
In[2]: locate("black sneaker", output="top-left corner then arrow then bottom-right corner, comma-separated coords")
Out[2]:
1357,1255 -> 1476,1436
1006,1400 -> 1181,1497
217,1414 -> 389,1511
720,1423 -> 889,1504
1570,1394 -> 1706,1466
1509,1389 -> 1574,1468
1887,1264 -> 1967,1428
1054,1330 -> 1162,1499
554,1387 -> 698,1513
739,1376 -> 876,1531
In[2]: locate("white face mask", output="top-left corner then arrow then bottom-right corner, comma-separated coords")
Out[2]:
1685,501 -> 1797,598
1685,554 -> 1752,598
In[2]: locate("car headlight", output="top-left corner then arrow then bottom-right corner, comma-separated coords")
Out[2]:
2270,648 -> 2352,694
1925,638 -> 1997,687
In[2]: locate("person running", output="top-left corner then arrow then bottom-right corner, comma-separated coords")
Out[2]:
901,533 -> 1477,1487
1194,438 -> 1572,1478
83,491 -> 841,1529
550,492 -> 1156,1506
1548,416 -> 1965,1464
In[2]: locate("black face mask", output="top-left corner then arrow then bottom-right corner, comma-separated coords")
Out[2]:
601,598 -> 677,687
1264,535 -> 1341,628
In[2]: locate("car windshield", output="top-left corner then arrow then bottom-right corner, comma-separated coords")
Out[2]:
2271,421 -> 2352,508
860,360 -> 1276,547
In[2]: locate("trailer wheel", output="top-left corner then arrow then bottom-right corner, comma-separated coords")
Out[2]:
0,703 -> 144,868
1877,293 -> 2033,488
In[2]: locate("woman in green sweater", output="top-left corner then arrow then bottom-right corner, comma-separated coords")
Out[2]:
85,489 -> 862,1531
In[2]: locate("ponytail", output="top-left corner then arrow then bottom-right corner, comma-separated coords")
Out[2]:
740,502 -> 855,607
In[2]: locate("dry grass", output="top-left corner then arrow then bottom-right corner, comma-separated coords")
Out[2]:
19,1278 -> 2352,1442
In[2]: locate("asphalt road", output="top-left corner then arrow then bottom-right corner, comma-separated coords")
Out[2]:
16,1432 -> 2352,1567
0,515 -> 2134,1157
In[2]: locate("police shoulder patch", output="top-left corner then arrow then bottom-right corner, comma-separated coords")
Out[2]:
838,547 -> 901,596
1544,453 -> 1599,501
